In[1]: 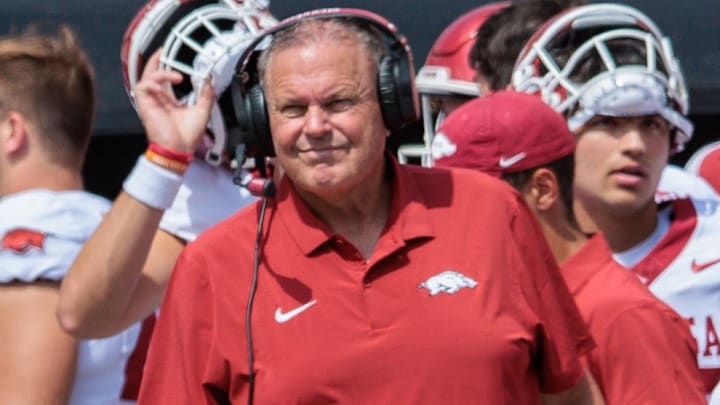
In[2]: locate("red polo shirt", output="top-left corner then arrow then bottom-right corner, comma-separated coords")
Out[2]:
139,160 -> 593,404
562,233 -> 705,404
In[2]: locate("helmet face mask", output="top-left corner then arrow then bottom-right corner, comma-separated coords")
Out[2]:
121,0 -> 278,165
397,2 -> 508,167
511,3 -> 693,153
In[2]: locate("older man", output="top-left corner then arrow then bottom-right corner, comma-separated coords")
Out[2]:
138,9 -> 597,404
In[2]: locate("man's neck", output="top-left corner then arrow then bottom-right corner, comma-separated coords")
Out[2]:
1,163 -> 83,197
537,212 -> 589,265
297,165 -> 391,259
590,202 -> 659,253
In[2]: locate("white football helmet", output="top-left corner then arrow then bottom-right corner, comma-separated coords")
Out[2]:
397,2 -> 508,167
511,3 -> 693,153
121,0 -> 278,165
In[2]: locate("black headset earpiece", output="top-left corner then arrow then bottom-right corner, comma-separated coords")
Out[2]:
377,45 -> 417,132
225,8 -> 420,163
245,84 -> 274,156
221,78 -> 274,159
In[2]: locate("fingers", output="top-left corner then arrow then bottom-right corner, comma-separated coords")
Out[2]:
136,49 -> 183,95
194,77 -> 217,110
140,49 -> 163,81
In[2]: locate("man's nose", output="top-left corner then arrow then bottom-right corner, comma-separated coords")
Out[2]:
620,125 -> 647,156
303,105 -> 331,137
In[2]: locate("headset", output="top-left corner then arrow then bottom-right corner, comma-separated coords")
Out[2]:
221,7 -> 420,164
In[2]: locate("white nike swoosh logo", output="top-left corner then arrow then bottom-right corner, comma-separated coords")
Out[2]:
498,152 -> 527,168
274,300 -> 317,323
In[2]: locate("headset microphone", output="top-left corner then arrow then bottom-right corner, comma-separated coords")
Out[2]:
233,144 -> 276,198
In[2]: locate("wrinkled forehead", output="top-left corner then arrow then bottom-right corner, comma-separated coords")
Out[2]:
258,18 -> 383,81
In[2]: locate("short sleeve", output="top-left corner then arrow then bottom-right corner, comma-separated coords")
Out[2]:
508,196 -> 595,393
590,303 -> 705,404
138,250 -> 225,404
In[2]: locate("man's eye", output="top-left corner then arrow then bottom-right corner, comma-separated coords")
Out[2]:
280,105 -> 306,118
587,116 -> 615,128
326,99 -> 353,112
643,116 -> 670,132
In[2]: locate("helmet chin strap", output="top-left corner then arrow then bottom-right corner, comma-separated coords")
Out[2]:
204,103 -> 226,166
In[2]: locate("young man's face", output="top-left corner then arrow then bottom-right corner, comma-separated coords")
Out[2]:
573,114 -> 671,217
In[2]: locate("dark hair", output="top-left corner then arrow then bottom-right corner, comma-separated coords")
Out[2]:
0,25 -> 95,169
502,154 -> 579,228
469,0 -> 586,90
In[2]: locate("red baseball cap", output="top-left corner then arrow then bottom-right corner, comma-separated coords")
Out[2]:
433,90 -> 575,177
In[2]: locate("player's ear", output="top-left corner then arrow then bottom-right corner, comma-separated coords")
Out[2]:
526,168 -> 559,212
0,111 -> 28,155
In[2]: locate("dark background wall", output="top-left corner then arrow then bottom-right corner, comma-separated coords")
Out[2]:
1,0 -> 718,199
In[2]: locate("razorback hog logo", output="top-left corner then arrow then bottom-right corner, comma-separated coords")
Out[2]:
1,228 -> 46,254
419,270 -> 478,296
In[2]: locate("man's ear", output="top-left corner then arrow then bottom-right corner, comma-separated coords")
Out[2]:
0,112 -> 28,155
524,168 -> 559,212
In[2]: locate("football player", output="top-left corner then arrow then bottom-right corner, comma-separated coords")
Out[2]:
58,0 -> 277,338
396,2 -> 508,167
0,25 -> 142,404
435,90 -> 705,404
512,2 -> 720,396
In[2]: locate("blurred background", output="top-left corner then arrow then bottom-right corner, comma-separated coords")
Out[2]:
1,0 -> 718,199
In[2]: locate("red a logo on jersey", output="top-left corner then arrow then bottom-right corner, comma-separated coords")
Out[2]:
689,316 -> 720,358
1,228 -> 45,254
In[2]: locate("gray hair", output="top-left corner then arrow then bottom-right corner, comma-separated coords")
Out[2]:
256,17 -> 388,86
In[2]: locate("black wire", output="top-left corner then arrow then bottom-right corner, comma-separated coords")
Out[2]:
246,197 -> 268,405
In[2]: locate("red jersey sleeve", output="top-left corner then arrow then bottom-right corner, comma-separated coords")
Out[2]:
508,195 -> 595,393
137,250 -> 227,404
589,302 -> 705,404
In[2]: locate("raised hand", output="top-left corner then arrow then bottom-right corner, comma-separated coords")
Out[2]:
134,50 -> 216,154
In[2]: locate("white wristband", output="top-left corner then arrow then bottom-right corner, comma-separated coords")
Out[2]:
123,156 -> 184,210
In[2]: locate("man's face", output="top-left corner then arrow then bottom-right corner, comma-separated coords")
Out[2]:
264,37 -> 389,199
573,114 -> 671,217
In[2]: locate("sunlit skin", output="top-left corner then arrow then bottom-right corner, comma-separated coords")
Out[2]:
263,38 -> 390,205
573,114 -> 672,250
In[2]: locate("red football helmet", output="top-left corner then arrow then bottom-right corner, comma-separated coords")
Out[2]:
398,2 -> 508,167
121,0 -> 277,165
511,3 -> 693,153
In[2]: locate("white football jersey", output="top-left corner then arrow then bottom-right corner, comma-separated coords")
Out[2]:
656,164 -> 719,202
159,160 -> 257,241
0,189 -> 141,405
628,197 -> 720,391
711,380 -> 720,405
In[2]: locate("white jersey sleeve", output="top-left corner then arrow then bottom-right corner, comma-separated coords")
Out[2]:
656,164 -> 719,202
0,189 -> 109,282
685,140 -> 720,194
159,160 -> 257,242
630,197 -> 720,392
0,188 -> 141,405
